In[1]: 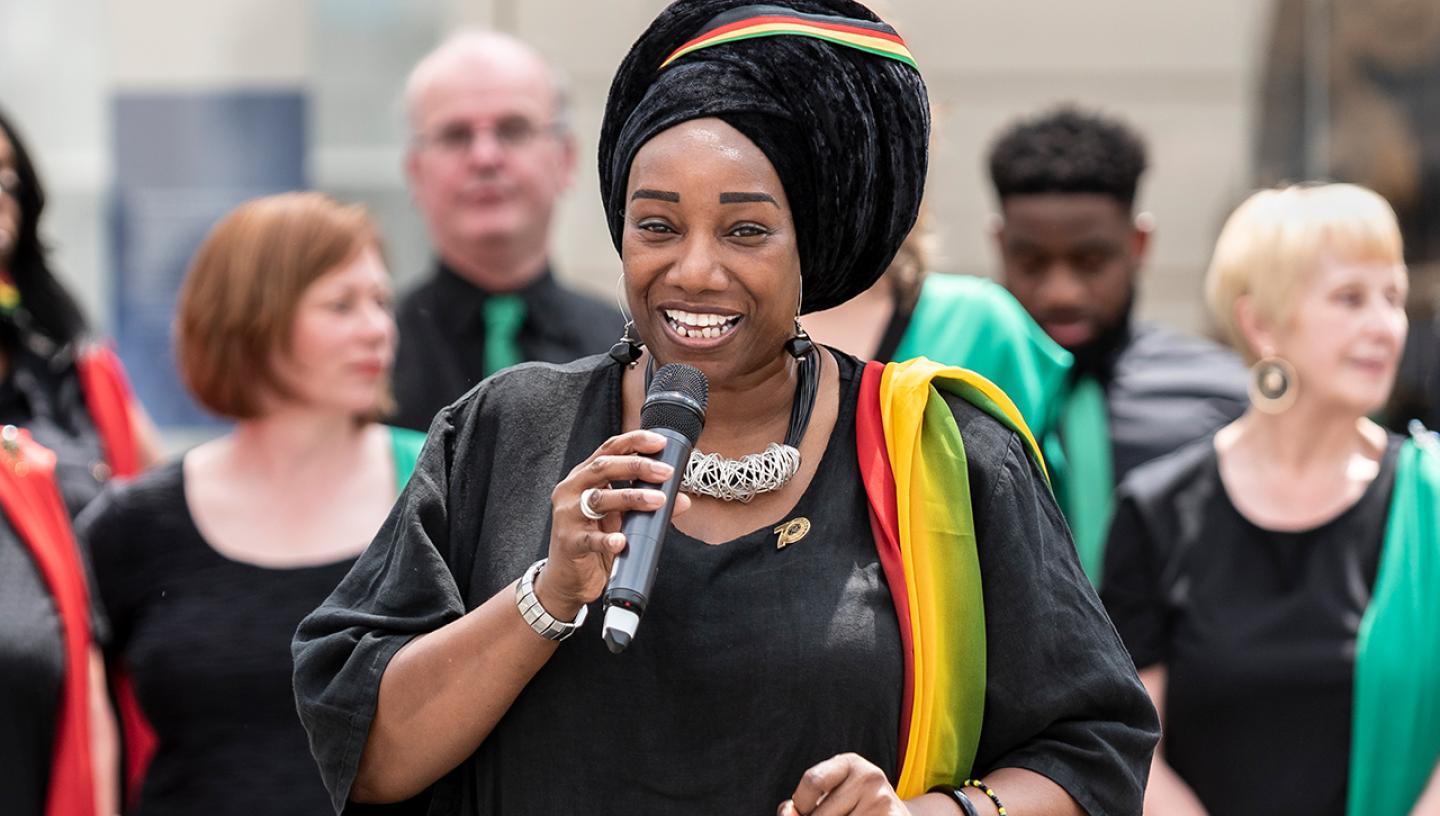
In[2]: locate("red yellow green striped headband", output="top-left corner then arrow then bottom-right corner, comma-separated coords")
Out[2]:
660,4 -> 917,71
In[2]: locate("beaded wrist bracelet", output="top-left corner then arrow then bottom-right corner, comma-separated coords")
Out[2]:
962,778 -> 1008,816
926,784 -> 979,816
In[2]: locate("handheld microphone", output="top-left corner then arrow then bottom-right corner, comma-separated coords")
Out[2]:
602,363 -> 708,654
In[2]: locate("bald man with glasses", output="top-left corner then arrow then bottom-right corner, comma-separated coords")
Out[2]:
392,31 -> 622,432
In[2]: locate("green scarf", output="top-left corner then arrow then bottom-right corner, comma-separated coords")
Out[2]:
893,274 -> 1071,446
1348,433 -> 1440,814
388,425 -> 426,493
1056,376 -> 1114,585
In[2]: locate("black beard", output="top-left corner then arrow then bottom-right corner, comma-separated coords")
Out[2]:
1066,293 -> 1136,382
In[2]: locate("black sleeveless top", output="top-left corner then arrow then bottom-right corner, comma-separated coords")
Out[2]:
80,461 -> 355,815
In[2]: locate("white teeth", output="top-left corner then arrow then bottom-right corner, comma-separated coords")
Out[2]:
664,309 -> 738,333
664,311 -> 738,340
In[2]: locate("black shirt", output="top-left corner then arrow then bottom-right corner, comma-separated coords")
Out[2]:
1101,322 -> 1249,483
79,461 -> 355,816
1101,433 -> 1403,815
389,262 -> 623,432
477,353 -> 901,814
294,352 -> 1158,816
0,341 -> 111,517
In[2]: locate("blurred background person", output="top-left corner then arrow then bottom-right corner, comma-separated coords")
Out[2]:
0,108 -> 159,516
1258,0 -> 1440,433
390,31 -> 623,432
1102,183 -> 1440,815
1,103 -> 159,816
0,428 -> 117,816
78,192 -> 425,815
806,211 -> 1074,458
985,105 -> 1248,580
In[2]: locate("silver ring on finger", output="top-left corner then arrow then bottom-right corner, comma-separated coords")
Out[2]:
579,487 -> 606,521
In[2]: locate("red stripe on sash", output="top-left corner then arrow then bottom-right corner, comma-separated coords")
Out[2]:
856,360 -> 914,768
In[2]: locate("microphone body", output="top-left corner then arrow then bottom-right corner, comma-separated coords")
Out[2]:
602,428 -> 692,620
602,364 -> 707,653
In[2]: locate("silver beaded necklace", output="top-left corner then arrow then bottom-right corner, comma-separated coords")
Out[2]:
647,349 -> 820,503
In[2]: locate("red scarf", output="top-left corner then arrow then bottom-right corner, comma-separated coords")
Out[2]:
75,345 -> 141,478
75,344 -> 155,801
0,429 -> 96,816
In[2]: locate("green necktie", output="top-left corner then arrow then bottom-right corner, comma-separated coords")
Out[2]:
482,294 -> 526,377
1057,375 -> 1115,585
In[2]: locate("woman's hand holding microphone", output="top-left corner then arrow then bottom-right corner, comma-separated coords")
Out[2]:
535,429 -> 692,622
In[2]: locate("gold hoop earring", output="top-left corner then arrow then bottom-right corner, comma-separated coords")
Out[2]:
1249,356 -> 1298,414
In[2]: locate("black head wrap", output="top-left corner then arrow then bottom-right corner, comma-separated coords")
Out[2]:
599,0 -> 930,313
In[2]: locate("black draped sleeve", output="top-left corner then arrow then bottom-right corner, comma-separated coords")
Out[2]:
293,359 -> 1157,816
291,403 -> 467,815
293,356 -> 622,815
943,394 -> 1160,816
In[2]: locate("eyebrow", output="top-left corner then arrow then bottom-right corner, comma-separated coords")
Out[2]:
631,189 -> 680,202
719,192 -> 778,206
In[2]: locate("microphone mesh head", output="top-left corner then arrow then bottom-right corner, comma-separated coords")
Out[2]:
641,364 -> 708,443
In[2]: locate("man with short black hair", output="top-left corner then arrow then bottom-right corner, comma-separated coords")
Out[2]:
987,105 -> 1247,579
391,31 -> 622,432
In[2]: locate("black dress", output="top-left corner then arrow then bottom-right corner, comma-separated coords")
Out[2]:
1101,433 -> 1403,815
78,461 -> 355,816
294,352 -> 1158,816
0,513 -> 86,816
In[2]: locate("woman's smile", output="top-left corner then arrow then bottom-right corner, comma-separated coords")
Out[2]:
661,307 -> 743,343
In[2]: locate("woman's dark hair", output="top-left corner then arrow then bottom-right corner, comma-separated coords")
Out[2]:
0,107 -> 88,348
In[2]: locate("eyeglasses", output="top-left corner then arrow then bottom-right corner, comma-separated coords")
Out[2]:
413,118 -> 564,156
0,168 -> 19,198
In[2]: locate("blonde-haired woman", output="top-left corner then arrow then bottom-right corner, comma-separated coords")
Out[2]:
78,192 -> 424,815
1101,182 -> 1440,815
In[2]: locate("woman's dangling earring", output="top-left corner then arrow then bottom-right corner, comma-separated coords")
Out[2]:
609,273 -> 644,366
609,321 -> 644,366
784,278 -> 814,359
1248,355 -> 1298,414
784,318 -> 814,359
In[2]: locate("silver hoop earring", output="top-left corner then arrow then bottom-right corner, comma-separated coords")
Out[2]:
1249,356 -> 1298,414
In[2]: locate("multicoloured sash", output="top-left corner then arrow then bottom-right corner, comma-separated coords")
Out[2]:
856,358 -> 1046,796
1348,433 -> 1440,814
